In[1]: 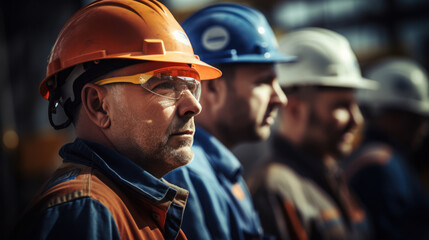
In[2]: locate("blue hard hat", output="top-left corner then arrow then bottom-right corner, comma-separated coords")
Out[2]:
182,3 -> 296,65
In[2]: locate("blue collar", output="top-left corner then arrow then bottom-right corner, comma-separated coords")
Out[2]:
59,138 -> 179,203
194,126 -> 242,181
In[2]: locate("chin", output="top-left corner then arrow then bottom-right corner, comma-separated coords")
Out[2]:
336,143 -> 354,159
256,126 -> 271,141
170,147 -> 194,167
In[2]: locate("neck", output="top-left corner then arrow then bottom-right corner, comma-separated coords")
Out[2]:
75,114 -> 116,151
279,128 -> 338,166
196,120 -> 237,150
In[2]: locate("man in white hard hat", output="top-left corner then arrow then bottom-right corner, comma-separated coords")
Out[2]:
345,58 -> 429,240
248,28 -> 375,240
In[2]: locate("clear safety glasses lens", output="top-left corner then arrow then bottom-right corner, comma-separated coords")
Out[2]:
95,67 -> 201,101
141,75 -> 201,101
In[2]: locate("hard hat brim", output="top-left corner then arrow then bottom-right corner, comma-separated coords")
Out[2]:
39,53 -> 221,100
314,77 -> 378,90
281,76 -> 378,90
200,52 -> 297,65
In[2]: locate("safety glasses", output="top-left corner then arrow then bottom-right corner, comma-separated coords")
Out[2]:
95,66 -> 201,101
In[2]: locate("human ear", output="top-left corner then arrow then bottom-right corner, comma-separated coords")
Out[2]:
81,83 -> 111,128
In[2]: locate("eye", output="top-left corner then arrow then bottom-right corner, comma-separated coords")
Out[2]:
146,78 -> 176,91
185,80 -> 199,92
187,83 -> 197,92
254,76 -> 275,86
152,81 -> 176,91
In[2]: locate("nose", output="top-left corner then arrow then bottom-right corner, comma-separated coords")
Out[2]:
349,103 -> 364,128
271,80 -> 288,107
177,90 -> 202,118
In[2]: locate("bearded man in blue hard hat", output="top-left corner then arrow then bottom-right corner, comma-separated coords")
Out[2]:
164,3 -> 295,240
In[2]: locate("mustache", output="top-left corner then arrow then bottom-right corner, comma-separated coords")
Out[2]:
166,119 -> 195,136
264,104 -> 279,118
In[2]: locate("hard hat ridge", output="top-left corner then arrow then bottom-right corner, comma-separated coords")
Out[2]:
357,58 -> 429,116
40,0 -> 221,100
181,3 -> 296,65
276,27 -> 377,90
41,0 -> 222,130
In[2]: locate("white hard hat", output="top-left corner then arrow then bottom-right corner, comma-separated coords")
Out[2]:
276,27 -> 376,89
357,58 -> 429,116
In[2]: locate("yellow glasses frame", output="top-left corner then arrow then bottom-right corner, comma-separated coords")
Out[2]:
94,66 -> 201,101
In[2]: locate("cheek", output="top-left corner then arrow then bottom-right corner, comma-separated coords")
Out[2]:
332,109 -> 350,128
148,103 -> 177,131
132,100 -> 176,137
249,87 -> 271,113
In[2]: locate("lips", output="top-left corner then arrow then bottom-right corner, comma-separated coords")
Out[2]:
171,129 -> 194,136
342,132 -> 355,143
263,109 -> 278,126
168,120 -> 195,138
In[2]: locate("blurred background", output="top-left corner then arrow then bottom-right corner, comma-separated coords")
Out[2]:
0,0 -> 428,238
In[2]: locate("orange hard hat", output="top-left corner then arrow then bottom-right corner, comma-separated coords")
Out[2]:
40,0 -> 221,99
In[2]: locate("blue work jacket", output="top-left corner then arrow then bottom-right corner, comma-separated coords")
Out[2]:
345,128 -> 429,240
14,138 -> 188,240
165,126 -> 265,240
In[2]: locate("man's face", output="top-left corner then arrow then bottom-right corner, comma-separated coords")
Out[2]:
218,63 -> 287,146
105,83 -> 202,178
301,88 -> 363,159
